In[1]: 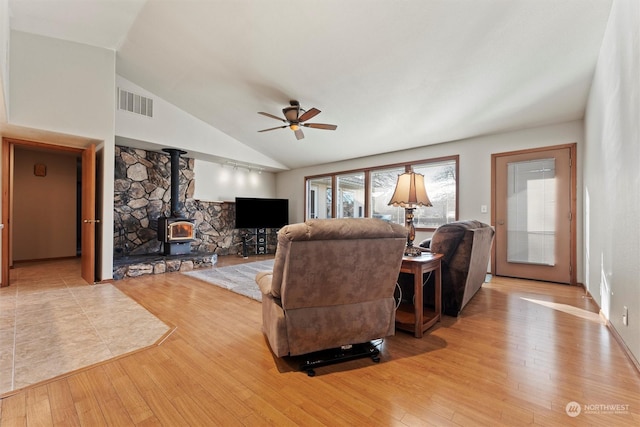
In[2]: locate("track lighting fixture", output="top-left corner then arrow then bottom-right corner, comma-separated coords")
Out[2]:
224,161 -> 264,174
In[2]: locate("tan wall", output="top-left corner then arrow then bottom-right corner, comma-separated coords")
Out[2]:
13,147 -> 78,261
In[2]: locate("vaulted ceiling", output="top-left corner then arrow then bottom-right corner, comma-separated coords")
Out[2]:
8,0 -> 613,169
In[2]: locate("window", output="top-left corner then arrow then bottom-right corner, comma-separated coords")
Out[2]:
412,159 -> 457,228
305,156 -> 458,230
371,166 -> 406,223
337,172 -> 365,218
306,176 -> 332,219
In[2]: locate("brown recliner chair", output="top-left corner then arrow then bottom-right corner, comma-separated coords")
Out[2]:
419,220 -> 495,316
256,218 -> 406,374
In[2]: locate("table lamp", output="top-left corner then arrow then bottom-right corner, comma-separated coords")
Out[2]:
388,171 -> 432,256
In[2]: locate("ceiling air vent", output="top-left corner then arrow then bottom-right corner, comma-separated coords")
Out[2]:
118,88 -> 153,118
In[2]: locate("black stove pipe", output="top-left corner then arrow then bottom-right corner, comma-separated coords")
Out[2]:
163,148 -> 187,217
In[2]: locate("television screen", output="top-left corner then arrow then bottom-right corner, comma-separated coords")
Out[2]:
235,197 -> 289,229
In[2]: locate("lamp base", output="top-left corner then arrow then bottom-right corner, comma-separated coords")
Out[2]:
404,245 -> 422,257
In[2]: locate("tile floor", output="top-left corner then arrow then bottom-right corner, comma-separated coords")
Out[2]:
0,258 -> 170,395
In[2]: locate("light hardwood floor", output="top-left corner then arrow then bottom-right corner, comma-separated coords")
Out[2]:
1,255 -> 639,426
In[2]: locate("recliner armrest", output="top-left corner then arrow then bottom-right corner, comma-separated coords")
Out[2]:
256,271 -> 274,295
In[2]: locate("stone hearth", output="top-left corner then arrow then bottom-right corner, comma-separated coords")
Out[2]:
113,252 -> 216,280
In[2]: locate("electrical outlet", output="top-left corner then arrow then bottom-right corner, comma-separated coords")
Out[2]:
623,306 -> 628,326
480,205 -> 488,213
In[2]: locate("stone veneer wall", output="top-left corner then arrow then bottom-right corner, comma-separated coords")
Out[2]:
114,145 -> 241,258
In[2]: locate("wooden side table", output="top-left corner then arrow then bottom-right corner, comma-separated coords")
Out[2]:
395,252 -> 444,338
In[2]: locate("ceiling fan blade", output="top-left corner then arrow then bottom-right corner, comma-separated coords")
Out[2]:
258,125 -> 287,132
294,129 -> 305,140
302,123 -> 337,130
298,107 -> 321,122
258,112 -> 286,122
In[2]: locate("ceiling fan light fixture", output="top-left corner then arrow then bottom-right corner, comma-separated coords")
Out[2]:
258,101 -> 337,140
283,106 -> 299,122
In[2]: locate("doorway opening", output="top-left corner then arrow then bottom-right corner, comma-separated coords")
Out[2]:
1,138 -> 97,287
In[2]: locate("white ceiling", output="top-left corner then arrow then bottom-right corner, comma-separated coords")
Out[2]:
8,0 -> 613,170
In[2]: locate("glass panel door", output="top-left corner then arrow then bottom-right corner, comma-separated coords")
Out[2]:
507,158 -> 556,266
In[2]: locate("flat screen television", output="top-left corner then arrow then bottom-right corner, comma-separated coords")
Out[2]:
235,197 -> 289,229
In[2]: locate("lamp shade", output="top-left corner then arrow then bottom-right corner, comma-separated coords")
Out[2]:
388,171 -> 433,208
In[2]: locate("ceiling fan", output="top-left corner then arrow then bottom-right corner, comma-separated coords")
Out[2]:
258,100 -> 337,140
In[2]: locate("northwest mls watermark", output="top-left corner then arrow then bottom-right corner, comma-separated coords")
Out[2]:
565,401 -> 630,417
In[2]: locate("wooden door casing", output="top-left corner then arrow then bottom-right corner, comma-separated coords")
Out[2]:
81,144 -> 96,284
491,144 -> 577,285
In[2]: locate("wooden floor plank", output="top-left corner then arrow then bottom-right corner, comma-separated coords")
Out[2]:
116,354 -> 190,427
81,367 -> 133,427
158,338 -> 254,419
145,346 -> 245,426
1,393 -> 26,426
46,381 -> 81,427
24,386 -> 52,427
100,362 -> 155,426
65,373 -> 107,427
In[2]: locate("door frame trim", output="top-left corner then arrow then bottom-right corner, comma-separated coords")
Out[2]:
1,137 -> 85,287
491,143 -> 577,285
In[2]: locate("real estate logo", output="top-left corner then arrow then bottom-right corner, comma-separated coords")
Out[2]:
565,401 -> 630,417
565,401 -> 581,417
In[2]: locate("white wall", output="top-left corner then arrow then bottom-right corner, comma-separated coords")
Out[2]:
9,31 -> 114,142
0,0 -> 9,284
13,148 -> 77,261
193,160 -> 276,202
584,0 -> 639,362
0,0 -> 9,122
276,120 -> 584,279
8,31 -> 116,280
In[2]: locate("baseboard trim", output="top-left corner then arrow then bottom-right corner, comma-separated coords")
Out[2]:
604,314 -> 640,374
581,287 -> 639,374
13,255 -> 78,264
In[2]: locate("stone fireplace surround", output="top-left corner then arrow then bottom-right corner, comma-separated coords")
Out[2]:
113,145 -> 275,279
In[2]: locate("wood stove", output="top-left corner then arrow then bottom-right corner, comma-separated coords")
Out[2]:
157,148 -> 195,255
158,217 -> 194,255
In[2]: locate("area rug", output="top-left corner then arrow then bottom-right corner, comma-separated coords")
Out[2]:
182,260 -> 275,302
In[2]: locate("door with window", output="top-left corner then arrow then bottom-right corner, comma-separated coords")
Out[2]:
492,145 -> 576,284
